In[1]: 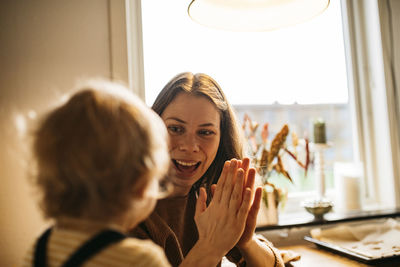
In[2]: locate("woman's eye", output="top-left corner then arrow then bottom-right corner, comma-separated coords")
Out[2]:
198,129 -> 215,136
167,125 -> 184,134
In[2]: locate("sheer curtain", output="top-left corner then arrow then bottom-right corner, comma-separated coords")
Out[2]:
343,0 -> 400,208
379,0 -> 400,206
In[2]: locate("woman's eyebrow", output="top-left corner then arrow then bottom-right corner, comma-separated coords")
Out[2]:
199,123 -> 216,127
165,117 -> 218,127
165,117 -> 186,123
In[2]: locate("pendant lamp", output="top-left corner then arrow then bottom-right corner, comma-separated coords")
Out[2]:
188,0 -> 330,31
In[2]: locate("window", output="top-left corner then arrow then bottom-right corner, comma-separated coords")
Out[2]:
141,1 -> 347,106
130,0 -> 400,213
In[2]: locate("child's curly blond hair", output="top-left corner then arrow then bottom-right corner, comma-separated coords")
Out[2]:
33,80 -> 169,222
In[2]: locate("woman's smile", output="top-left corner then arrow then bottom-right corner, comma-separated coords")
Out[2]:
172,159 -> 201,177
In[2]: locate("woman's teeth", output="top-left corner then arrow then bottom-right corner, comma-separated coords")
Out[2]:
175,160 -> 197,166
173,160 -> 200,174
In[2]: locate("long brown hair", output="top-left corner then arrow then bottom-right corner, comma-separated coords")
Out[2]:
152,72 -> 244,191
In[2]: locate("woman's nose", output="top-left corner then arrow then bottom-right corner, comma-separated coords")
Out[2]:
178,134 -> 199,152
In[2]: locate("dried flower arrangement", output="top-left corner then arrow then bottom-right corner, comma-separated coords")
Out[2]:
242,114 -> 311,209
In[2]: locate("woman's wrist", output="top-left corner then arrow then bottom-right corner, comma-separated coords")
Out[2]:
237,235 -> 258,251
180,240 -> 226,267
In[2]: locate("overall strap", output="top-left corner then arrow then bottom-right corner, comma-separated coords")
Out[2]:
33,227 -> 126,267
61,229 -> 126,267
34,227 -> 53,267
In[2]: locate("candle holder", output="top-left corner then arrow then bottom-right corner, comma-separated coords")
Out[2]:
302,142 -> 333,220
314,143 -> 330,199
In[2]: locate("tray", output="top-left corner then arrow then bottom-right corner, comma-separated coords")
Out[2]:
304,236 -> 400,264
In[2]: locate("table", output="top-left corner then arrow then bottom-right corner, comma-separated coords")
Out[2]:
279,243 -> 400,267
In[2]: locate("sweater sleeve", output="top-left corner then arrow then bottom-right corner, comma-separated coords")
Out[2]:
253,234 -> 285,267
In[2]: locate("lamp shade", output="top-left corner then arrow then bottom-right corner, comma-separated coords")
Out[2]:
188,0 -> 330,31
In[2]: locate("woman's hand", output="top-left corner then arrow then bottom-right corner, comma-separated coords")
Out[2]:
236,159 -> 281,267
237,184 -> 263,249
235,158 -> 263,249
209,158 -> 263,249
194,159 -> 253,257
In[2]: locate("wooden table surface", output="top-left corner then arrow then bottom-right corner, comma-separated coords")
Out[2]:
279,243 -> 400,267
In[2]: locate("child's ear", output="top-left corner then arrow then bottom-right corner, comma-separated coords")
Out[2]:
132,177 -> 150,199
133,176 -> 158,199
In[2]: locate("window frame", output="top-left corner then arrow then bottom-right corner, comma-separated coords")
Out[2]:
123,0 -> 400,211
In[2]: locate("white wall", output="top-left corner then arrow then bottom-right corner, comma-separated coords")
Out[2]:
0,0 -> 127,265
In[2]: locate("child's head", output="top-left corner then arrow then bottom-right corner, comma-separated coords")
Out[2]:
33,81 -> 169,224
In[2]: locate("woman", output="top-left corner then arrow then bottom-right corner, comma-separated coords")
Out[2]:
131,73 -> 284,267
22,81 -> 173,267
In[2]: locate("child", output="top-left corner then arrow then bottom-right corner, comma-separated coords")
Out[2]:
22,81 -> 172,267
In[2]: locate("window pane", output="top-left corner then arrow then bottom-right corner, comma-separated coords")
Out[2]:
142,0 -> 348,105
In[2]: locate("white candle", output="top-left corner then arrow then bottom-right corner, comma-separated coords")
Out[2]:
334,162 -> 363,212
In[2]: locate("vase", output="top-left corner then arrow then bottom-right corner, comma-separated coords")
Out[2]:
254,171 -> 279,226
256,189 -> 279,225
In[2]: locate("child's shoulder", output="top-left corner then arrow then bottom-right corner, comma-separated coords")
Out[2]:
105,237 -> 171,267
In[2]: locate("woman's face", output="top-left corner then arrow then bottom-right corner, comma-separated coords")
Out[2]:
161,92 -> 221,196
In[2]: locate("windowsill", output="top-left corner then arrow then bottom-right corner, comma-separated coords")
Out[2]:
256,207 -> 400,231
